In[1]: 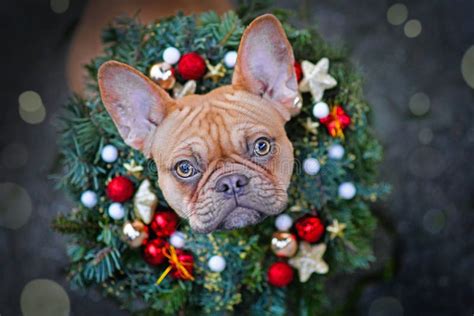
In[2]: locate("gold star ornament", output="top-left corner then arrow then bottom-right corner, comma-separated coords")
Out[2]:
327,219 -> 347,240
289,242 -> 329,282
299,58 -> 337,102
123,160 -> 144,178
204,61 -> 226,83
302,117 -> 319,135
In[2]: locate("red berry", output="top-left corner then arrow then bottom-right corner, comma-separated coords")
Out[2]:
150,211 -> 179,238
106,176 -> 134,202
143,238 -> 167,265
267,262 -> 294,287
177,52 -> 207,80
294,61 -> 303,82
295,214 -> 325,243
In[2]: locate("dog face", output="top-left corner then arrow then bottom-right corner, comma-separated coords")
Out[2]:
98,14 -> 299,233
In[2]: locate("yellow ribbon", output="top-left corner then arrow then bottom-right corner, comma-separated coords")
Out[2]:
156,245 -> 194,285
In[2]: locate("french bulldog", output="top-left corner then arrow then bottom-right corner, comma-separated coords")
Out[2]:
98,14 -> 299,233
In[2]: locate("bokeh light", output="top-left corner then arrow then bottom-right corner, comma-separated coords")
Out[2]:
422,209 -> 446,234
18,90 -> 46,124
20,279 -> 70,316
387,3 -> 408,26
0,182 -> 32,229
418,128 -> 433,145
1,143 -> 28,169
404,19 -> 422,38
369,296 -> 404,316
50,0 -> 69,14
409,92 -> 430,116
461,46 -> 474,89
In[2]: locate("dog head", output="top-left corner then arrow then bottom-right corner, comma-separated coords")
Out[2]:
98,14 -> 299,233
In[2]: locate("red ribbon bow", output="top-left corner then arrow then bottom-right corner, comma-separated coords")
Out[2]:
320,105 -> 351,139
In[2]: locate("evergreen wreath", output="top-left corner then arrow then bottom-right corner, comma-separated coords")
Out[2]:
53,3 -> 389,315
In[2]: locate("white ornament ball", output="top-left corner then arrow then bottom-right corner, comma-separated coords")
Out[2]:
312,102 -> 330,119
328,144 -> 345,160
208,255 -> 226,272
275,214 -> 293,231
101,144 -> 118,163
170,231 -> 186,249
162,47 -> 181,65
338,182 -> 357,200
108,203 -> 125,220
224,51 -> 238,68
80,190 -> 98,208
303,158 -> 320,175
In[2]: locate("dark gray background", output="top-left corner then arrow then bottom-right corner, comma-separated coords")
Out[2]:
1,0 -> 473,315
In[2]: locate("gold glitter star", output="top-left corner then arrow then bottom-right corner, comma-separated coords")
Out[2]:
123,160 -> 144,177
327,219 -> 347,240
289,242 -> 329,282
204,61 -> 226,83
299,58 -> 337,102
302,117 -> 319,135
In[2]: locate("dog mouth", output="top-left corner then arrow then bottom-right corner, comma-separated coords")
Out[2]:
217,206 -> 264,230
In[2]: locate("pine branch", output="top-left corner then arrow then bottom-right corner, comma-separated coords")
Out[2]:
51,213 -> 100,235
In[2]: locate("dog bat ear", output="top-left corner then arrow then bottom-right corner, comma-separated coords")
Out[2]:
232,14 -> 298,121
98,61 -> 174,157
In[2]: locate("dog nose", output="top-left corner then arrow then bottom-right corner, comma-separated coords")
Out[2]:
215,174 -> 250,196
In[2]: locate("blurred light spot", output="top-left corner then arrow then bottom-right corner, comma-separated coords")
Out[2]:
404,19 -> 422,38
1,143 -> 28,169
21,279 -> 70,316
369,296 -> 404,316
409,92 -> 430,116
461,46 -> 474,89
19,91 -> 42,112
0,182 -> 32,229
422,209 -> 446,234
408,147 -> 446,179
20,106 -> 46,124
50,0 -> 69,14
18,91 -> 46,124
418,128 -> 433,144
387,4 -> 408,25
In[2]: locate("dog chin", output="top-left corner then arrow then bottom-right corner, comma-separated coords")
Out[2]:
189,207 -> 265,233
218,207 -> 264,230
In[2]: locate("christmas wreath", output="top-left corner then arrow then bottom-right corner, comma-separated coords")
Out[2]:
53,6 -> 389,316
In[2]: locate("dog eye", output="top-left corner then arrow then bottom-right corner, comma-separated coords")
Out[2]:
175,160 -> 196,178
254,137 -> 272,156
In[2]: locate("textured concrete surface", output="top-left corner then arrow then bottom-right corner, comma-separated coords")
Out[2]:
1,0 -> 473,315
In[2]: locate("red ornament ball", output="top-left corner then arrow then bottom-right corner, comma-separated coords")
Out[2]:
294,61 -> 303,82
177,52 -> 207,80
295,214 -> 325,243
151,211 -> 179,238
267,262 -> 294,287
143,238 -> 168,265
171,249 -> 194,280
106,176 -> 134,202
